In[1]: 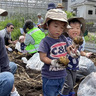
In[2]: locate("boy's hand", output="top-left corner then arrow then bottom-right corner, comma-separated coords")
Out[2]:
70,50 -> 80,58
51,59 -> 60,67
67,45 -> 80,58
58,56 -> 69,67
51,56 -> 69,67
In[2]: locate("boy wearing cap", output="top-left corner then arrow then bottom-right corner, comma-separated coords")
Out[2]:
38,9 -> 73,96
61,17 -> 92,96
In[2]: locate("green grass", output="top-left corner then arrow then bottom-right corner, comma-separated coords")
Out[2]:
85,33 -> 96,43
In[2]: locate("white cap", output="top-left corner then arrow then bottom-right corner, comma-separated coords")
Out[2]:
0,9 -> 8,16
37,13 -> 41,16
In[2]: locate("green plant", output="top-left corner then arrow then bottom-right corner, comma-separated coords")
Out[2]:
86,22 -> 94,25
0,15 -> 25,40
85,34 -> 96,43
65,11 -> 74,19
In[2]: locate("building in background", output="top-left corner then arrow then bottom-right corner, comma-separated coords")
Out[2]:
62,0 -> 68,11
0,0 -> 62,18
68,0 -> 96,21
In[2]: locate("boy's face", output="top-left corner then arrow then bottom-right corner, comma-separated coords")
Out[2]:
47,20 -> 66,39
67,22 -> 81,39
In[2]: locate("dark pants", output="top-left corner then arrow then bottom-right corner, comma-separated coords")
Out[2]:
61,69 -> 77,95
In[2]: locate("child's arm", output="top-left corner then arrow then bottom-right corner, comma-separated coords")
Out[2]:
39,52 -> 63,67
39,52 -> 52,64
80,51 -> 92,58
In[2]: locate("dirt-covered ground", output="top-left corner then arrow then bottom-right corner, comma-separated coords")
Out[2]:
7,45 -> 96,96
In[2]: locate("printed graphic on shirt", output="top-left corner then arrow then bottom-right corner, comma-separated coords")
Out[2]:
49,42 -> 67,71
50,42 -> 67,58
49,65 -> 64,71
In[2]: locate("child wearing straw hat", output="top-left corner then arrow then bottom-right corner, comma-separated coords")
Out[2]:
38,9 -> 73,96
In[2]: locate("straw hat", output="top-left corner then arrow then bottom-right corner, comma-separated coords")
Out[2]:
42,9 -> 67,29
57,3 -> 64,8
68,17 -> 86,34
0,9 -> 8,16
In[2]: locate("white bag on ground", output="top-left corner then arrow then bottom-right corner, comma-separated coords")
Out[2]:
76,56 -> 96,79
15,41 -> 21,52
77,72 -> 96,96
26,53 -> 44,70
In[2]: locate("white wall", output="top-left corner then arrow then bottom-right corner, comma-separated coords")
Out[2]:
85,5 -> 96,19
68,0 -> 85,11
77,5 -> 86,18
68,0 -> 96,20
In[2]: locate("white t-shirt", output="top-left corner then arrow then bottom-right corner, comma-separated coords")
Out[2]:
38,17 -> 44,24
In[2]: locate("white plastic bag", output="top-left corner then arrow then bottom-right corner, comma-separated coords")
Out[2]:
76,56 -> 96,79
15,41 -> 21,52
77,72 -> 96,96
26,53 -> 44,70
20,28 -> 24,34
21,57 -> 28,63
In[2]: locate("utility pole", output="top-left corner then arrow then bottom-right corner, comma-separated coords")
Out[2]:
27,0 -> 28,18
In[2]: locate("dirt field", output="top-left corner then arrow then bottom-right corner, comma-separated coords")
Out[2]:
7,45 -> 96,96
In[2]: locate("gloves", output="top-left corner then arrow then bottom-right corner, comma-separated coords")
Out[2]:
70,50 -> 80,58
8,47 -> 13,52
51,59 -> 60,67
10,87 -> 20,96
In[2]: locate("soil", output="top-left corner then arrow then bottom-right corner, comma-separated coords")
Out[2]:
7,44 -> 96,96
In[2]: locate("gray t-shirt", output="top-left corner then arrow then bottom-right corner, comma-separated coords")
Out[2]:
0,29 -> 11,40
0,29 -> 11,45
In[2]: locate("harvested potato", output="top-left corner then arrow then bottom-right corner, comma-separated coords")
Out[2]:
58,56 -> 70,66
73,36 -> 83,45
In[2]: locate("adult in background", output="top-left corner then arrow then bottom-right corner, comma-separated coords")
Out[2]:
37,13 -> 44,32
0,36 -> 14,96
37,13 -> 44,25
0,23 -> 17,51
23,19 -> 45,54
56,3 -> 64,11
47,2 -> 56,11
0,9 -> 15,96
0,9 -> 20,96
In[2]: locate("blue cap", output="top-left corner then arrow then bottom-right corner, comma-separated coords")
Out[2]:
47,3 -> 56,11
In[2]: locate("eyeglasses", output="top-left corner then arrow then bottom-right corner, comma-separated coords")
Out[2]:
11,27 -> 14,29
